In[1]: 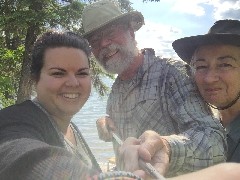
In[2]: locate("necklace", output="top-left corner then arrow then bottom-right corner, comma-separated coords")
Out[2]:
206,92 -> 240,110
64,124 -> 91,167
32,99 -> 91,167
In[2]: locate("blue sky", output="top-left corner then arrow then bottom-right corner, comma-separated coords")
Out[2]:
130,0 -> 240,59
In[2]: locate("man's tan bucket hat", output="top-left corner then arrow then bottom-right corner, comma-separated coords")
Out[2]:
82,0 -> 144,38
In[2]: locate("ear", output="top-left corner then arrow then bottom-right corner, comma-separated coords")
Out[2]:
31,81 -> 37,95
129,27 -> 135,39
31,76 -> 38,87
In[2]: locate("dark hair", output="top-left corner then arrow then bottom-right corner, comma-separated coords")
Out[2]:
31,30 -> 91,82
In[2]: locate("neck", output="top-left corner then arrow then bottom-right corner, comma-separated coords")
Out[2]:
119,53 -> 144,80
34,98 -> 72,134
52,115 -> 72,134
220,102 -> 240,127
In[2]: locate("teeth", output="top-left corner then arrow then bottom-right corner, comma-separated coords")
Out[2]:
63,93 -> 79,99
106,50 -> 118,58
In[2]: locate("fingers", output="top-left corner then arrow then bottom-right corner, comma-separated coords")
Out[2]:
106,116 -> 116,131
118,137 -> 141,172
138,131 -> 170,176
96,116 -> 115,142
118,134 -> 169,178
150,146 -> 170,175
138,130 -> 164,161
133,170 -> 146,179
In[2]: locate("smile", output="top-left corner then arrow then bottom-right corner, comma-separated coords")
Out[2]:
204,88 -> 221,93
105,50 -> 118,59
62,93 -> 80,99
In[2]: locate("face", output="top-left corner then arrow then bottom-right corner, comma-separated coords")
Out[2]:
192,44 -> 240,108
35,47 -> 91,119
88,24 -> 138,74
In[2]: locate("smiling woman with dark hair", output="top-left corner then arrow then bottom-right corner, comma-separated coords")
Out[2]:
0,31 -> 101,180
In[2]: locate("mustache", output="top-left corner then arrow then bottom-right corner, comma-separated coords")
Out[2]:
98,44 -> 120,60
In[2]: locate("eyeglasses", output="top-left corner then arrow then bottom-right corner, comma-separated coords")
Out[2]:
88,24 -> 128,50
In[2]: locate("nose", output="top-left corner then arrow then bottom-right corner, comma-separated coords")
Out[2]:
65,75 -> 79,87
203,68 -> 220,83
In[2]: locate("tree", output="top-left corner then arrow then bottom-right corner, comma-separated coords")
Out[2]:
0,0 -> 160,108
0,46 -> 23,107
0,0 -> 114,107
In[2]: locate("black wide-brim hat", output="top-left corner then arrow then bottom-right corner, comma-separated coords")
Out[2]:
172,19 -> 240,64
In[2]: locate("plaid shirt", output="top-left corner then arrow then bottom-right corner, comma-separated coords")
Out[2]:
107,49 -> 227,177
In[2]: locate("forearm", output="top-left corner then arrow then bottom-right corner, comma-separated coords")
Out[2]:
164,127 -> 226,177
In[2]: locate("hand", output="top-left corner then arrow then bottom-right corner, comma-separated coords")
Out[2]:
118,137 -> 141,172
118,133 -> 168,179
138,130 -> 170,176
118,130 -> 170,178
96,116 -> 116,142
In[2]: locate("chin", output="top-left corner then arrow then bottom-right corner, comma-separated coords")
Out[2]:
62,108 -> 81,116
64,111 -> 79,117
204,94 -> 219,102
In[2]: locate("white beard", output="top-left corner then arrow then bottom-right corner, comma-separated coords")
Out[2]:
97,33 -> 138,75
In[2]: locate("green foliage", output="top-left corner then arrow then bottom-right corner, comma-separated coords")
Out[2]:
89,56 -> 115,96
1,0 -> 158,107
0,0 -> 114,107
0,46 -> 24,107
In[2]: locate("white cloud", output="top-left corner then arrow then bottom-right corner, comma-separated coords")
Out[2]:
170,0 -> 210,16
163,0 -> 240,20
209,0 -> 240,20
135,20 -> 182,58
132,0 -> 240,59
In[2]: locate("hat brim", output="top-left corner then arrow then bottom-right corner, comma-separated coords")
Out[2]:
172,34 -> 240,64
83,11 -> 144,38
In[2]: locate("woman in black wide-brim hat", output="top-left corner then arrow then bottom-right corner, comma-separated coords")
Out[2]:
173,19 -> 240,163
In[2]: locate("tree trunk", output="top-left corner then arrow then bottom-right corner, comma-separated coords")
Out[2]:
16,0 -> 42,104
16,25 -> 40,104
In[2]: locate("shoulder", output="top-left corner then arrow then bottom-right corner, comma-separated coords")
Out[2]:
0,100 -> 62,146
149,57 -> 191,79
142,48 -> 189,71
0,100 -> 43,120
160,58 -> 192,81
159,58 -> 190,73
0,100 -> 49,128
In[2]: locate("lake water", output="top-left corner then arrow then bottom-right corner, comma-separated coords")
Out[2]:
72,77 -> 114,170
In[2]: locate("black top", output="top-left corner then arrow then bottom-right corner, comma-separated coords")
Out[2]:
0,100 -> 99,180
226,113 -> 240,162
